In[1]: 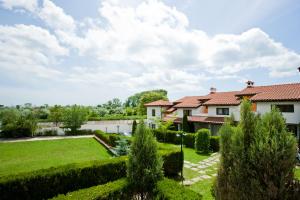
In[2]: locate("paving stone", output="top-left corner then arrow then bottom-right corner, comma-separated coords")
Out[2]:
198,170 -> 206,174
184,165 -> 192,168
190,167 -> 198,171
192,177 -> 203,182
211,173 -> 217,177
201,175 -> 211,179
183,180 -> 193,186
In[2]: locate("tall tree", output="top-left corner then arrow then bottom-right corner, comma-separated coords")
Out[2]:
182,114 -> 190,132
138,92 -> 168,115
214,100 -> 297,200
49,105 -> 64,126
127,121 -> 163,199
62,105 -> 88,132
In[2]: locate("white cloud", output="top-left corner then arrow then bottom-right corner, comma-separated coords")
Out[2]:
0,0 -> 37,12
38,0 -> 76,32
0,24 -> 68,79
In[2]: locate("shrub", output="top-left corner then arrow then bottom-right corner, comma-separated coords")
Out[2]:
0,157 -> 127,200
155,178 -> 202,200
51,178 -> 201,200
195,129 -> 211,153
127,121 -> 163,198
132,119 -> 137,135
94,130 -> 121,147
183,133 -> 195,148
65,129 -> 94,136
160,149 -> 183,177
214,100 -> 297,200
182,114 -> 190,132
210,136 -> 220,152
115,138 -> 129,156
35,129 -> 58,136
51,178 -> 130,200
152,129 -> 180,144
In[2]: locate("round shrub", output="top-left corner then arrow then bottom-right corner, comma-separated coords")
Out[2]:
195,129 -> 211,153
210,136 -> 220,152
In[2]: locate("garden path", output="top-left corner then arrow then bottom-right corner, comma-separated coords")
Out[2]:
183,153 -> 219,186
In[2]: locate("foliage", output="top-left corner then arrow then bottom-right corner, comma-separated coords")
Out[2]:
125,89 -> 167,108
183,133 -> 195,148
62,105 -> 88,132
0,108 -> 37,138
115,138 -> 129,156
155,178 -> 202,200
210,136 -> 220,152
35,129 -> 58,136
50,178 -> 129,200
195,129 -> 211,153
152,129 -> 181,144
0,157 -> 127,200
65,129 -> 94,136
94,130 -> 122,147
160,149 -> 183,177
182,114 -> 190,132
51,178 -> 201,200
214,100 -> 297,200
88,115 -> 146,121
138,91 -> 168,115
127,121 -> 163,199
132,119 -> 137,135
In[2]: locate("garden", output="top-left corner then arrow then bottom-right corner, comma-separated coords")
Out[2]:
0,100 -> 300,199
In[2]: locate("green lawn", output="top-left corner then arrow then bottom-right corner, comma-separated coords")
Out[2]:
0,138 -> 112,177
188,178 -> 215,200
295,167 -> 300,180
184,147 -> 211,163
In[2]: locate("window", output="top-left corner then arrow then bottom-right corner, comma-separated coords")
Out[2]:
151,124 -> 156,129
203,106 -> 208,114
152,109 -> 156,116
216,108 -> 229,115
272,104 -> 294,113
183,109 -> 192,116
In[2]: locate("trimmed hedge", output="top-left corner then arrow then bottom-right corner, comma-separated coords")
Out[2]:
51,178 -> 129,200
65,129 -> 94,136
153,129 -> 220,152
51,178 -> 201,200
155,178 -> 202,200
210,136 -> 220,152
195,129 -> 211,153
0,145 -> 182,200
94,130 -> 121,147
0,157 -> 127,200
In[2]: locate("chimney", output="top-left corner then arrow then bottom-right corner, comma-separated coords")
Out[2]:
298,67 -> 300,72
210,87 -> 216,94
246,80 -> 254,88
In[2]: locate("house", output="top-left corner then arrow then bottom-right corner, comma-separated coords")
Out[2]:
146,82 -> 300,143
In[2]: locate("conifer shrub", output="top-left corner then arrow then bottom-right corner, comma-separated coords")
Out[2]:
214,100 -> 297,200
127,121 -> 163,199
195,128 -> 211,153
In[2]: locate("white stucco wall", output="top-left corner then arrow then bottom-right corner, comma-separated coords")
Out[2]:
256,101 -> 300,124
146,106 -> 163,126
175,107 -> 201,118
207,105 -> 240,121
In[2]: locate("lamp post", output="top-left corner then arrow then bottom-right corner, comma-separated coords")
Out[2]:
181,131 -> 184,185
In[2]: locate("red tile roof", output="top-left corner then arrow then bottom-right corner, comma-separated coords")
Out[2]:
249,83 -> 300,102
173,96 -> 203,108
188,116 -> 225,124
144,100 -> 173,107
202,91 -> 240,106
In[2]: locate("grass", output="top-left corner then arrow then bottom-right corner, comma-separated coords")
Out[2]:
183,167 -> 200,180
295,167 -> 300,180
184,147 -> 211,163
188,178 -> 215,200
0,138 -> 112,177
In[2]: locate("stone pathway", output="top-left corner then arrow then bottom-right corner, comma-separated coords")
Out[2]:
183,153 -> 220,186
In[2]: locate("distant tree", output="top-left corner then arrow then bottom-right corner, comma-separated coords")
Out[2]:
125,89 -> 167,108
132,119 -> 137,135
127,121 -> 163,199
115,138 -> 129,156
49,105 -> 64,126
138,92 -> 168,115
0,108 -> 37,137
182,114 -> 190,132
62,105 -> 88,132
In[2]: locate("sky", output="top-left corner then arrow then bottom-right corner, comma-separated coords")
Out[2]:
0,0 -> 300,106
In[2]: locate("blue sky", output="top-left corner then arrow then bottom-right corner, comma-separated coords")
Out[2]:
0,0 -> 300,106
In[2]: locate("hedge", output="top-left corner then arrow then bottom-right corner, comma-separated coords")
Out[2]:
0,146 -> 182,200
51,178 -> 129,200
155,178 -> 202,199
94,130 -> 121,147
64,129 -> 94,136
88,115 -> 146,121
195,129 -> 211,153
153,129 -> 220,152
0,157 -> 127,200
51,178 -> 201,200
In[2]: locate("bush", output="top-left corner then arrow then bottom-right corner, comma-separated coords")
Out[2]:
64,129 -> 94,136
155,178 -> 202,200
51,178 -> 130,200
51,178 -> 201,200
210,136 -> 220,152
195,129 -> 211,153
35,129 -> 58,136
153,129 -> 181,144
94,130 -> 121,147
0,157 -> 127,200
214,100 -> 297,200
160,149 -> 183,177
127,121 -> 163,198
183,133 -> 195,148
